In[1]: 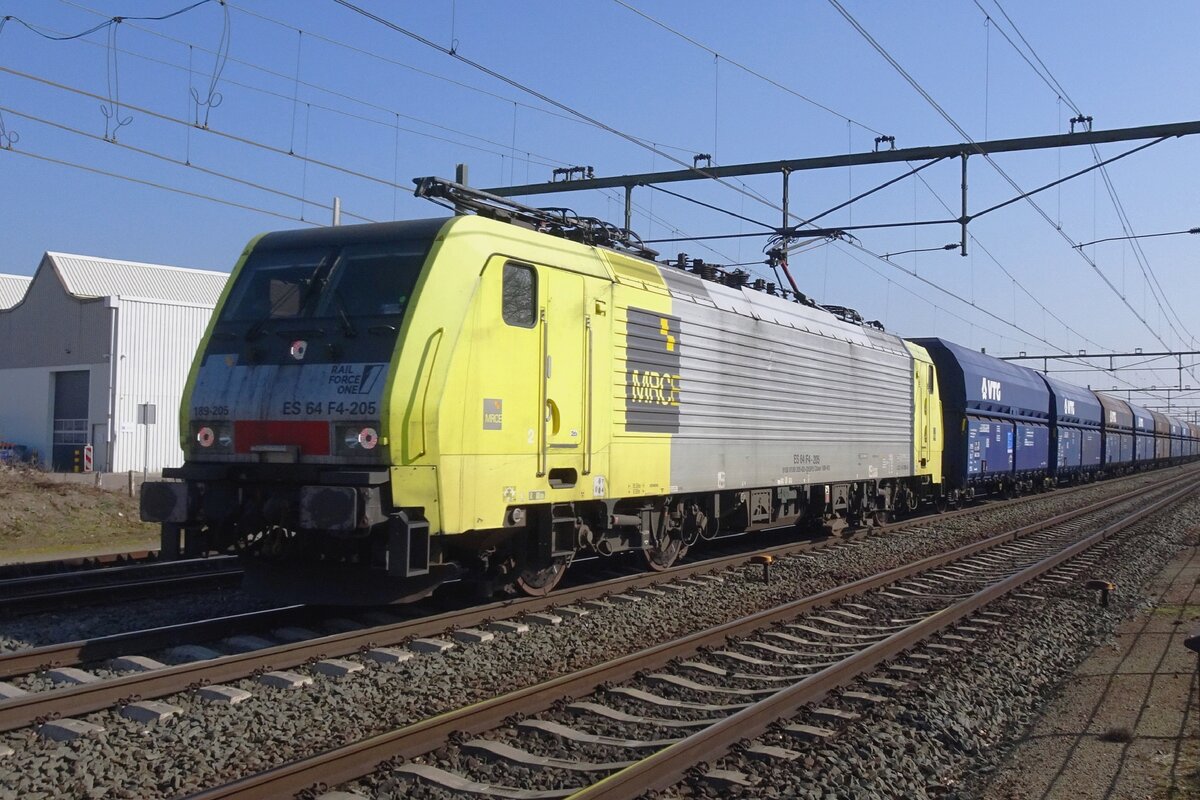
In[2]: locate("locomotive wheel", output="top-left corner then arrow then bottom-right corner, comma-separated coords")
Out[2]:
515,554 -> 573,597
644,535 -> 686,571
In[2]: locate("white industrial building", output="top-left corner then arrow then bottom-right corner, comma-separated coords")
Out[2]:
0,253 -> 227,473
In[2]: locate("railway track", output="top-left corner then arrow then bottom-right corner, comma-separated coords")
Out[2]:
0,548 -> 159,581
1,469 -> 1184,734
174,469 -> 1198,798
0,466 -> 1152,620
0,555 -> 242,613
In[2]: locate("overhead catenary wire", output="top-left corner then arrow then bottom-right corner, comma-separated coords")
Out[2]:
16,2 -> 754,284
11,0 -> 1180,396
329,0 -> 797,218
6,147 -> 327,225
51,0 -> 580,167
596,0 -> 1124,367
30,7 -> 572,172
828,0 -> 1192,390
0,104 -> 377,223
61,0 -> 1107,365
1,0 -> 215,42
982,0 -> 1197,351
975,0 -> 1199,370
609,0 -> 887,137
333,0 -> 1106,362
1,65 -> 419,193
57,0 -> 764,261
214,0 -> 705,157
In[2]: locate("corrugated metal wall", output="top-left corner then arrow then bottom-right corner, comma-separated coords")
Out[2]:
112,299 -> 213,472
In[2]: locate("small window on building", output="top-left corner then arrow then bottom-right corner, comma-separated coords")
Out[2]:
502,263 -> 537,327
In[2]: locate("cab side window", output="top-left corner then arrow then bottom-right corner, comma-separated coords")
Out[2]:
502,262 -> 537,327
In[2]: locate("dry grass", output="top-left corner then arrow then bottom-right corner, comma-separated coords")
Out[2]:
0,464 -> 157,557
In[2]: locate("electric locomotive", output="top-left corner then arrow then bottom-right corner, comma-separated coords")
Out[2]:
141,177 -> 1198,604
141,179 -> 943,603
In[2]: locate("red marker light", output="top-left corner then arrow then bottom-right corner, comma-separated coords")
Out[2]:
358,427 -> 379,450
196,426 -> 215,447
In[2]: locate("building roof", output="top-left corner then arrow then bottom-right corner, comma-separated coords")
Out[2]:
44,252 -> 228,306
0,274 -> 31,309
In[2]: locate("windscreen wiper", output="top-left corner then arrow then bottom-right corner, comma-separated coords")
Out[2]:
331,290 -> 357,338
244,254 -> 335,341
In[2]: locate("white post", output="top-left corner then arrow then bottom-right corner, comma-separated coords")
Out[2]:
332,196 -> 341,226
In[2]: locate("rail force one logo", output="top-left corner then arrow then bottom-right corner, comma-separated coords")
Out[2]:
981,377 -> 1002,402
625,308 -> 681,433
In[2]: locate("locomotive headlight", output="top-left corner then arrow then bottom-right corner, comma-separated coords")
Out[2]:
335,422 -> 383,457
192,422 -> 234,454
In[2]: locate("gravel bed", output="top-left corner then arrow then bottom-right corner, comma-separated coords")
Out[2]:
656,493 -> 1200,799
0,469 -> 1191,798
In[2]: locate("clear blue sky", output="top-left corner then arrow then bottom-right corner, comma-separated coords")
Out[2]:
2,1 -> 1198,412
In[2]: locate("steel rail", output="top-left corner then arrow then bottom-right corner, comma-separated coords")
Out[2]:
0,549 -> 158,580
0,557 -> 243,612
0,469 -> 1183,732
0,605 -> 305,680
179,474 -> 1199,800
570,477 -> 1200,799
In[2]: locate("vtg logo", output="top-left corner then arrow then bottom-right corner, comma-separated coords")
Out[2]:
980,377 -> 1002,402
1064,399 -> 1076,415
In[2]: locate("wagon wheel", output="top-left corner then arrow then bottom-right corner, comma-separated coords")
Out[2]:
644,534 -> 687,571
872,508 -> 893,527
515,553 -> 574,597
934,494 -> 949,514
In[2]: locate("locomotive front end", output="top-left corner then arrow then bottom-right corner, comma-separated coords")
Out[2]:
140,219 -> 452,603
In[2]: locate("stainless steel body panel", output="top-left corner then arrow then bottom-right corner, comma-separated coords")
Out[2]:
655,270 -> 914,491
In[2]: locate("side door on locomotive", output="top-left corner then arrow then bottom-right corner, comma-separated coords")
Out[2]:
451,251 -> 611,590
